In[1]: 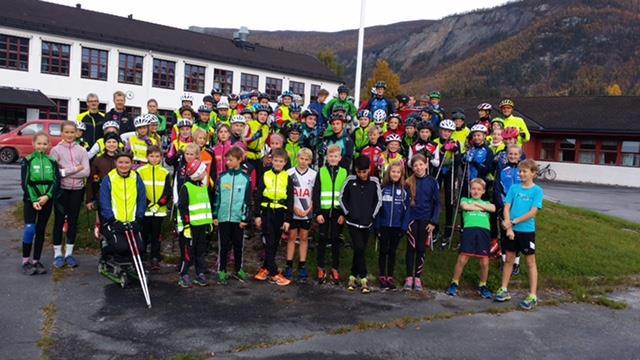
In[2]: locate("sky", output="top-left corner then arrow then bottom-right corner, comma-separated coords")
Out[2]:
47,0 -> 511,32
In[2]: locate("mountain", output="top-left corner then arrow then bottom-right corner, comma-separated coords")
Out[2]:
191,0 -> 640,97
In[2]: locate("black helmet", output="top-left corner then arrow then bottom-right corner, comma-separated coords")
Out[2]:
284,123 -> 302,137
396,94 -> 410,104
210,87 -> 222,95
258,92 -> 270,101
302,108 -> 319,118
254,104 -> 272,115
375,81 -> 387,89
203,95 -> 215,103
114,150 -> 133,161
416,121 -> 434,132
337,85 -> 350,94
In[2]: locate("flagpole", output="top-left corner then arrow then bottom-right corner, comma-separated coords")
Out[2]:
354,0 -> 366,108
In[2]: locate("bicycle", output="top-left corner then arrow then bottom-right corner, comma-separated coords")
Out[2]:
537,163 -> 557,181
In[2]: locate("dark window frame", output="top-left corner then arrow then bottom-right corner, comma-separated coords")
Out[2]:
184,63 -> 206,93
240,72 -> 259,92
265,77 -> 282,101
118,53 -> 144,85
214,68 -> 233,95
41,41 -> 70,76
152,58 -> 176,89
39,98 -> 68,120
81,47 -> 109,81
290,80 -> 305,100
0,34 -> 29,71
310,84 -> 321,102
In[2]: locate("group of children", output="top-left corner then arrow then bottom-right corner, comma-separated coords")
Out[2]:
19,86 -> 543,310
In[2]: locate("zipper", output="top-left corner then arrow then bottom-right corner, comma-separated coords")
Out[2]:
123,175 -> 128,222
152,166 -> 157,205
329,167 -> 335,217
272,171 -> 277,209
389,184 -> 395,227
228,172 -> 235,222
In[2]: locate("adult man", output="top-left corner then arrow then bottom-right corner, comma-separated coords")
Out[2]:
500,99 -> 530,145
76,93 -> 105,147
105,91 -> 133,133
323,85 -> 357,124
367,81 -> 395,116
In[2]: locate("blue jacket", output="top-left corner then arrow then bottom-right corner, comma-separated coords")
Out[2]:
494,162 -> 521,208
464,143 -> 494,180
99,171 -> 147,223
213,169 -> 251,223
308,101 -> 326,136
375,182 -> 411,231
367,96 -> 395,116
405,175 -> 440,226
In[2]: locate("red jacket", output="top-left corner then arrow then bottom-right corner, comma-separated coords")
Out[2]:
360,145 -> 383,177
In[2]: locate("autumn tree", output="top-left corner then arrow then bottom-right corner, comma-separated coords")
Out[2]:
606,83 -> 623,96
363,59 -> 401,100
317,48 -> 345,78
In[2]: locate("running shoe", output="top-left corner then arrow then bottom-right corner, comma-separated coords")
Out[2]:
347,275 -> 357,291
298,267 -> 308,282
379,276 -> 388,290
494,288 -> 512,302
65,255 -> 78,268
254,267 -> 269,281
178,274 -> 192,288
236,269 -> 248,282
22,262 -> 36,275
217,271 -> 229,284
330,269 -> 340,285
403,277 -> 414,291
519,294 -> 538,310
33,261 -> 47,275
414,278 -> 424,291
317,267 -> 326,284
193,273 -> 208,287
270,273 -> 291,286
53,256 -> 65,269
283,266 -> 293,280
360,278 -> 370,294
446,282 -> 459,296
386,277 -> 396,290
512,263 -> 520,276
478,285 -> 493,299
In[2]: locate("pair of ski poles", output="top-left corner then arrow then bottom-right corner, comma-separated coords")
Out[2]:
124,225 -> 152,309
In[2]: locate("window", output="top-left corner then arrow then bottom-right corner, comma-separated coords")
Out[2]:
290,81 -> 305,101
265,77 -> 282,101
599,141 -> 618,165
81,47 -> 108,80
578,140 -> 596,164
240,73 -> 259,92
310,84 -> 321,102
79,101 -> 107,114
539,139 -> 556,161
0,34 -> 29,71
621,141 -> 640,167
41,41 -> 70,75
214,69 -> 233,95
49,123 -> 61,136
125,106 -> 141,119
20,123 -> 44,136
559,138 -> 576,162
0,106 -> 27,126
39,98 -> 68,120
184,64 -> 206,93
153,59 -> 175,89
118,53 -> 143,85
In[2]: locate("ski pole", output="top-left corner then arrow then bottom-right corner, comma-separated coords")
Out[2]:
448,161 -> 468,250
125,227 -> 151,308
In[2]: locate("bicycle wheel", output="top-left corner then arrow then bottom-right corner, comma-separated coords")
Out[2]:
545,169 -> 557,181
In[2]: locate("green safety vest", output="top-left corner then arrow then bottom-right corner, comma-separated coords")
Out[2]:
177,182 -> 213,231
319,167 -> 348,210
108,169 -> 139,223
261,170 -> 289,210
137,163 -> 170,217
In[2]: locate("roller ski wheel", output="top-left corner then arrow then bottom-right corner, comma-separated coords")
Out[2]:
119,273 -> 129,288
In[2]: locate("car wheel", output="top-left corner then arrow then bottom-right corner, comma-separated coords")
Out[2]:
0,148 -> 17,164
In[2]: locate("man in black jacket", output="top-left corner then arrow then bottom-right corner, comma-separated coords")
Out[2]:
76,93 -> 105,147
105,91 -> 133,133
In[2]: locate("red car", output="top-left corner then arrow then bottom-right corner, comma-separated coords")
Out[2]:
0,119 -> 64,163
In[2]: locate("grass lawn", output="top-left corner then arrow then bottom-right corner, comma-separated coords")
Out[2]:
12,200 -> 640,293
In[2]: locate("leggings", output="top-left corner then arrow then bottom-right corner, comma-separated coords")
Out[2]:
262,209 -> 286,276
52,189 -> 84,246
179,225 -> 208,276
218,222 -> 244,272
23,200 -> 53,261
406,219 -> 430,278
349,226 -> 369,278
438,170 -> 456,238
378,227 -> 402,277
142,216 -> 164,260
316,212 -> 343,270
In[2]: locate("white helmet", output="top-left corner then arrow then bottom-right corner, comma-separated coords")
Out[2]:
143,113 -> 159,125
385,133 -> 402,144
102,121 -> 120,131
373,109 -> 387,124
470,124 -> 488,134
216,101 -> 229,109
75,121 -> 86,131
180,93 -> 194,102
439,119 -> 456,131
134,115 -> 150,128
477,103 -> 492,111
230,115 -> 246,125
176,119 -> 193,128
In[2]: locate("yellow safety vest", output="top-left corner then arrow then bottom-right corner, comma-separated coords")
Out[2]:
261,170 -> 289,210
137,163 -> 170,217
108,169 -> 139,223
129,136 -> 158,163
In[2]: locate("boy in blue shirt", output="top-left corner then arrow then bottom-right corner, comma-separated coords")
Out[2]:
494,160 -> 544,310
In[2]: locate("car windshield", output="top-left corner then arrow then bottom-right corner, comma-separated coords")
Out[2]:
49,124 -> 61,136
20,123 -> 44,136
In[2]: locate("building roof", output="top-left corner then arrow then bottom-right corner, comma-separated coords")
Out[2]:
0,87 -> 55,107
0,0 -> 342,83
446,96 -> 640,135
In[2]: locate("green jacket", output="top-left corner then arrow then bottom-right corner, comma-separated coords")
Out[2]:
323,97 -> 357,120
21,151 -> 59,203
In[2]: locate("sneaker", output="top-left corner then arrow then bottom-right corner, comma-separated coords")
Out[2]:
414,278 -> 424,291
33,261 -> 47,275
283,266 -> 293,280
378,276 -> 388,290
519,294 -> 538,310
478,285 -> 493,299
317,267 -> 326,284
386,277 -> 396,290
271,273 -> 291,286
236,269 -> 248,282
53,256 -> 65,269
494,288 -> 512,302
193,273 -> 208,287
403,277 -> 414,291
347,275 -> 357,291
254,267 -> 269,281
64,255 -> 78,268
218,271 -> 229,284
446,282 -> 459,296
22,262 -> 36,275
512,263 -> 520,276
360,278 -> 370,294
330,269 -> 340,285
298,267 -> 308,282
178,274 -> 192,288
